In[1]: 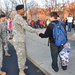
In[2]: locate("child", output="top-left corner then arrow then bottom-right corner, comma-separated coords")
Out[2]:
0,13 -> 6,75
37,12 -> 67,72
6,17 -> 13,39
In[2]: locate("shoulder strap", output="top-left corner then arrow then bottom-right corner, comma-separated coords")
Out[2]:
51,22 -> 56,26
51,22 -> 60,26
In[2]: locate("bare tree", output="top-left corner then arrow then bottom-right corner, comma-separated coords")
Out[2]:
54,0 -> 57,7
4,1 -> 11,16
10,0 -> 18,8
4,0 -> 18,16
18,0 -> 24,4
19,0 -> 21,3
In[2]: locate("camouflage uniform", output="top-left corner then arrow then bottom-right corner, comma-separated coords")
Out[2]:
12,14 -> 36,70
0,44 -> 2,70
0,22 -> 8,69
1,22 -> 8,53
0,24 -> 2,69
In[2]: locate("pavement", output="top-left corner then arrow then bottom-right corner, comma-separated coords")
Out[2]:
26,27 -> 75,75
2,42 -> 45,75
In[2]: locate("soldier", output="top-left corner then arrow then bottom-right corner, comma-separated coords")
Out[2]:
12,5 -> 36,75
0,14 -> 7,75
0,13 -> 11,57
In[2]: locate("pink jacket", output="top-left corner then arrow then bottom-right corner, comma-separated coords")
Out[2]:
7,20 -> 12,30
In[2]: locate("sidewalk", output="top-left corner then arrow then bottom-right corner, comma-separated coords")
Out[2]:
26,28 -> 75,75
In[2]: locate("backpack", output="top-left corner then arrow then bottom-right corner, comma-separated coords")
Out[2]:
51,22 -> 67,46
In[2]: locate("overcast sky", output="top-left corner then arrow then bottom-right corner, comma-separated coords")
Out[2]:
0,0 -> 75,12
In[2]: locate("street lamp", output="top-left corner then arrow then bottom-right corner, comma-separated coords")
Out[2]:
25,0 -> 27,19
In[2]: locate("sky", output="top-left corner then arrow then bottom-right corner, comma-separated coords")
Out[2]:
0,0 -> 75,12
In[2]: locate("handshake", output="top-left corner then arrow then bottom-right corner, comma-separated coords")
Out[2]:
36,31 -> 40,36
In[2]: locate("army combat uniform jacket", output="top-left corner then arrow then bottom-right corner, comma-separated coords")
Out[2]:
12,14 -> 36,70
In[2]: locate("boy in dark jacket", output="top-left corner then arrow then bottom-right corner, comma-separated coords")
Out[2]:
37,12 -> 67,72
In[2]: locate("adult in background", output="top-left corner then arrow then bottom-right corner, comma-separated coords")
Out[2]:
30,19 -> 35,28
0,13 -> 11,56
73,17 -> 75,30
0,13 -> 7,75
6,17 -> 13,40
12,5 -> 36,75
67,15 -> 73,32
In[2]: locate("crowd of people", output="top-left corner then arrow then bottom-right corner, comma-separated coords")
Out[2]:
27,19 -> 50,28
26,15 -> 75,32
0,4 -> 75,75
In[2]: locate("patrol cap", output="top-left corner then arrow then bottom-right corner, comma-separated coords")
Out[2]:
16,4 -> 24,11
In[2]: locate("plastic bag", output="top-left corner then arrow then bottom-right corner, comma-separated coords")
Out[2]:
59,43 -> 71,66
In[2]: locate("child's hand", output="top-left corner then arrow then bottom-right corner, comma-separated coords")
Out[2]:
63,43 -> 67,48
36,31 -> 40,36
